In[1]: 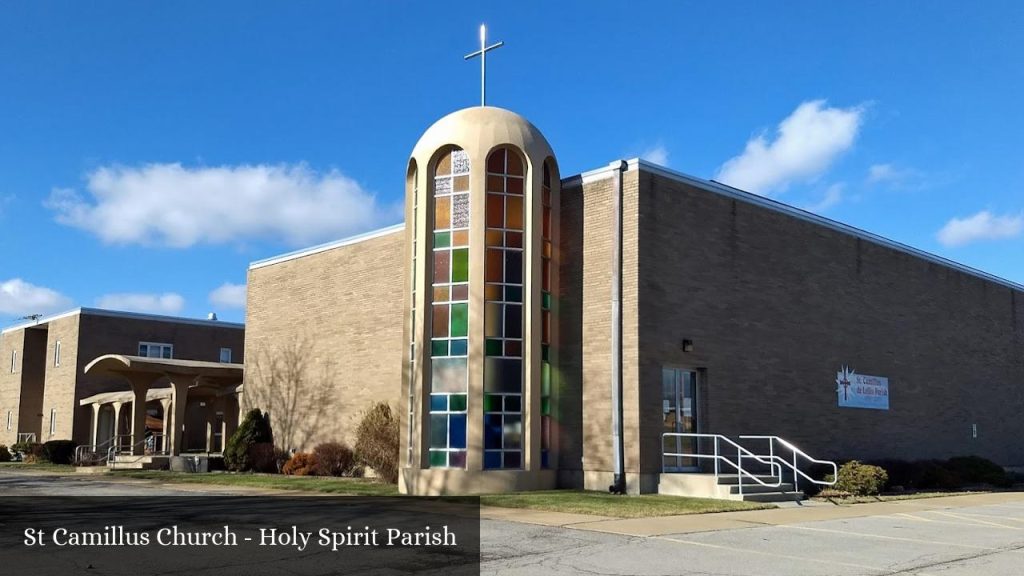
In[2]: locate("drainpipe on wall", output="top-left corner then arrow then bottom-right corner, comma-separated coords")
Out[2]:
609,160 -> 628,495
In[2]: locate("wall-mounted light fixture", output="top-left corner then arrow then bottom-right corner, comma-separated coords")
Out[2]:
682,339 -> 694,353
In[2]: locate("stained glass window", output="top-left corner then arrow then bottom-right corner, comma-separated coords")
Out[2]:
484,147 -> 525,469
541,160 -> 554,469
429,148 -> 470,468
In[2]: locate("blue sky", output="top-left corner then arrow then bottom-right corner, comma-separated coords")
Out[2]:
1,1 -> 1022,326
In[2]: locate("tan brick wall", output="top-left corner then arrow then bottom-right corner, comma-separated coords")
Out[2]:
560,169 -> 642,484
0,330 -> 26,446
637,169 -> 1024,469
245,230 -> 406,452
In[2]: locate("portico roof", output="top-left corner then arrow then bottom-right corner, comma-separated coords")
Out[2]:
84,354 -> 244,379
79,387 -> 173,406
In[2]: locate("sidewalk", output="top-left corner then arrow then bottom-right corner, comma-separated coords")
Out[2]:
480,491 -> 1024,537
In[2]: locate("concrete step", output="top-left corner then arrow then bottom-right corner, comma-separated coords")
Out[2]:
715,474 -> 779,485
740,491 -> 805,503
108,455 -> 169,471
725,483 -> 795,495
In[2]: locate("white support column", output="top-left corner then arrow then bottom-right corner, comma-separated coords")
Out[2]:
129,378 -> 150,456
111,401 -> 123,449
169,377 -> 192,456
205,400 -> 215,453
90,403 -> 101,447
159,398 -> 172,453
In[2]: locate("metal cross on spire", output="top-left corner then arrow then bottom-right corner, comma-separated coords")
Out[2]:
464,24 -> 504,107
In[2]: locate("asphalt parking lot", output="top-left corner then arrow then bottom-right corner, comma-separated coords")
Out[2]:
480,496 -> 1024,575
3,467 -> 1023,575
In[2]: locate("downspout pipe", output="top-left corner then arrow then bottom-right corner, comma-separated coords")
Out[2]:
609,160 -> 628,495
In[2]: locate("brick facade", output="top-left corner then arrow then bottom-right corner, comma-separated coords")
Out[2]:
560,163 -> 1024,492
0,310 -> 244,447
636,168 -> 1024,471
245,229 -> 406,452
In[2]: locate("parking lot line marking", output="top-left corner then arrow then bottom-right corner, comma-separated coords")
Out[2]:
893,513 -> 934,522
778,524 -> 1022,553
652,535 -> 894,573
929,511 -> 1021,530
944,511 -> 1024,523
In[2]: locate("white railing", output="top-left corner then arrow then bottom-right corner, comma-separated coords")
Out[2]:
16,433 -> 36,444
662,433 -> 783,497
74,438 -> 116,466
738,435 -> 837,492
106,433 -> 168,464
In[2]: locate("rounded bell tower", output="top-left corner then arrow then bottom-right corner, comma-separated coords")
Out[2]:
400,106 -> 559,495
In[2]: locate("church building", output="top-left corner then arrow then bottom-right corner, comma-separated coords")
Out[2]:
245,103 -> 1024,496
243,27 -> 1024,496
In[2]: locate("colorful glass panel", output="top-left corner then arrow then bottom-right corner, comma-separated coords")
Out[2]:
483,147 -> 526,469
429,147 -> 471,469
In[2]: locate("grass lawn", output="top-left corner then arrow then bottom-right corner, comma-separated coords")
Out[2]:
812,490 -> 987,505
111,470 -> 400,496
479,490 -> 775,518
0,461 -> 76,473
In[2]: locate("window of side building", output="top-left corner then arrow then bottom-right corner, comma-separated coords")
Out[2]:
9,349 -> 16,373
219,348 -> 232,363
6,410 -> 11,431
54,340 -> 61,367
49,409 -> 56,437
138,342 -> 173,359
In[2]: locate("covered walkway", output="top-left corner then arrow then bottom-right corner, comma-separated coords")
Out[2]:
80,355 -> 243,456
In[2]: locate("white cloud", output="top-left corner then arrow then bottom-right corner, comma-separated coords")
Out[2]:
867,163 -> 922,188
96,292 -> 185,315
46,163 -> 401,248
937,211 -> 1024,247
715,100 -> 865,195
0,279 -> 72,317
640,144 -> 669,167
209,283 -> 247,310
867,163 -> 898,184
801,183 -> 844,213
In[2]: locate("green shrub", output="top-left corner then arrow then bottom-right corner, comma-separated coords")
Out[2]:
313,441 -> 356,477
21,444 -> 46,464
282,452 -> 316,476
0,445 -> 11,462
354,402 -> 399,484
946,455 -> 1010,487
42,440 -> 77,465
11,441 -> 33,455
224,409 -> 274,471
828,460 -> 888,496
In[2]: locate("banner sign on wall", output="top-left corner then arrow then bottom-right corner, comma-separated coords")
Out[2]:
836,366 -> 889,410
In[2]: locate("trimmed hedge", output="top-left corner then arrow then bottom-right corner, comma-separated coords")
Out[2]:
43,440 -> 77,465
866,455 -> 1010,491
313,442 -> 357,477
0,445 -> 11,462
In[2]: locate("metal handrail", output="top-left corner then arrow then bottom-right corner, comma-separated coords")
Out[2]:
662,433 -> 783,497
106,433 -> 168,464
74,438 -> 116,466
739,435 -> 837,492
16,433 -> 36,444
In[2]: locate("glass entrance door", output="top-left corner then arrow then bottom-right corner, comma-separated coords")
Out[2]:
662,368 -> 699,471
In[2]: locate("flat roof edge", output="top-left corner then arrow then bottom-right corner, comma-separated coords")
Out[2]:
2,307 -> 245,334
249,223 -> 406,270
563,158 -> 1024,294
